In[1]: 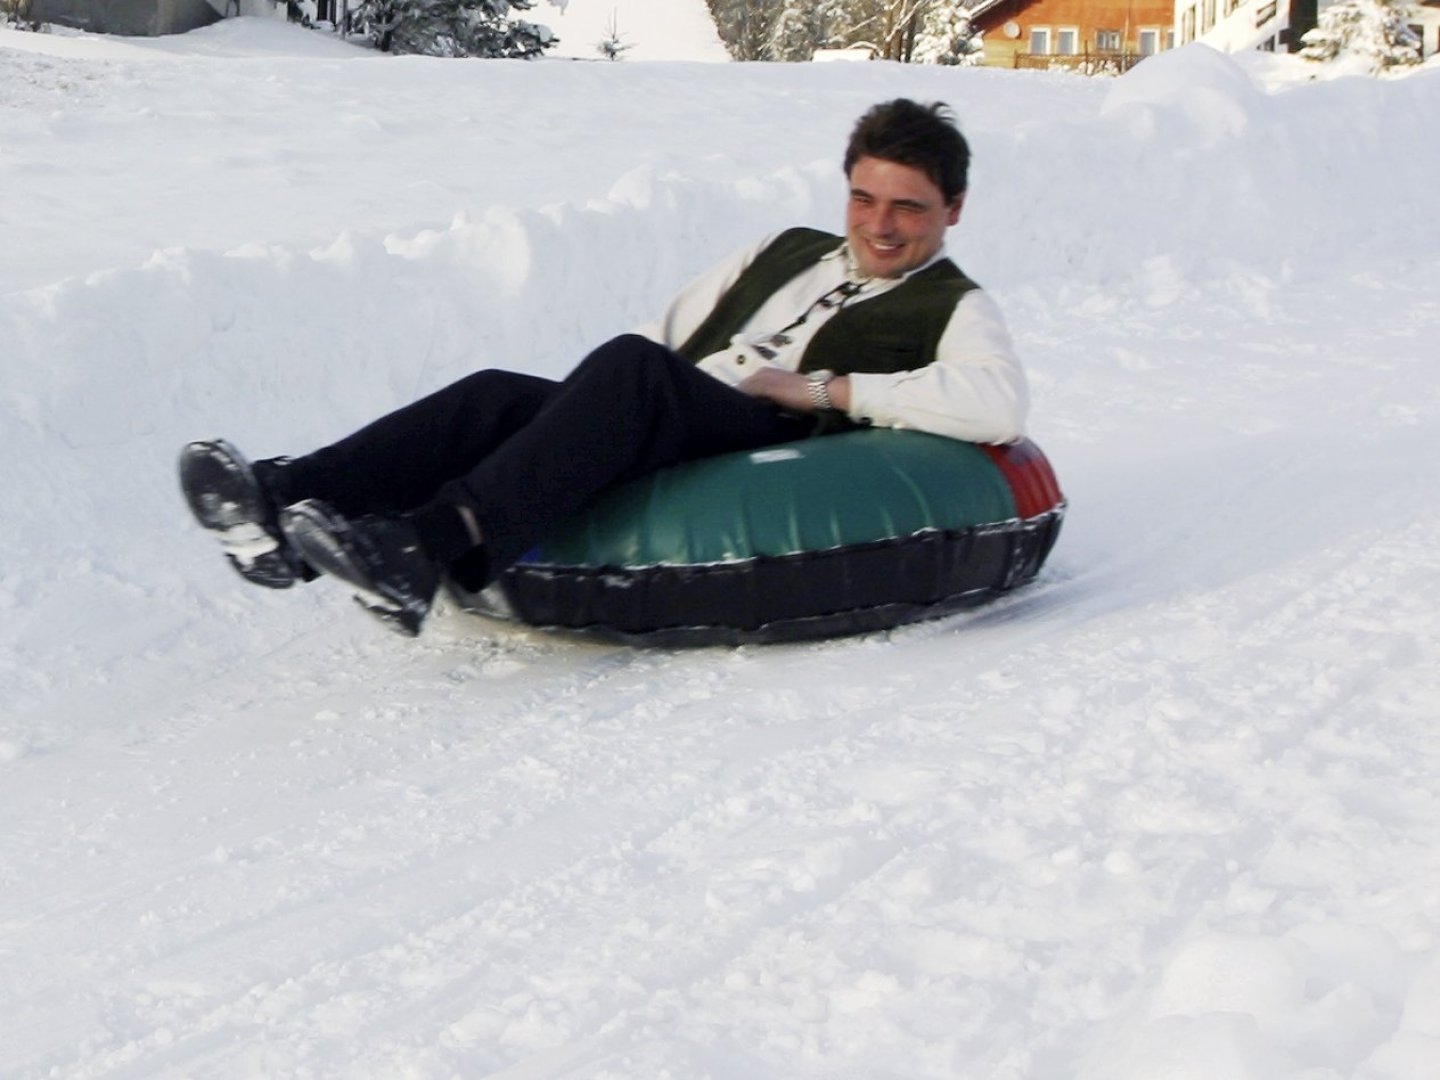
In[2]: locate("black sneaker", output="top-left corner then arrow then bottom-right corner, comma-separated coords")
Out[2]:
179,439 -> 302,590
279,499 -> 439,637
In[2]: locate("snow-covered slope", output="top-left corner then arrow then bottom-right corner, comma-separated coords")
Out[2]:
2,20 -> 1439,1080
540,0 -> 729,62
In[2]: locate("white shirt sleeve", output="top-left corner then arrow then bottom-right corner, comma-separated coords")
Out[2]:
634,234 -> 780,351
845,289 -> 1029,445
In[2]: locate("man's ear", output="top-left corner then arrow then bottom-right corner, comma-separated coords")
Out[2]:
946,193 -> 965,226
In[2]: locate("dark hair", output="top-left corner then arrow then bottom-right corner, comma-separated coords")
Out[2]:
843,99 -> 970,202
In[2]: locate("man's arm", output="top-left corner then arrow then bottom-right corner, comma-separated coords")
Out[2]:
738,290 -> 1028,445
634,234 -> 778,351
735,368 -> 853,413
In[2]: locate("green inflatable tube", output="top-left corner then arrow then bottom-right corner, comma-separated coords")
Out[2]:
449,428 -> 1065,645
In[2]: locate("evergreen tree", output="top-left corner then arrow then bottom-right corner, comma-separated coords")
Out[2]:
705,0 -> 781,60
596,11 -> 635,60
768,0 -> 846,61
355,0 -> 557,58
912,1 -> 982,65
1299,0 -> 1422,73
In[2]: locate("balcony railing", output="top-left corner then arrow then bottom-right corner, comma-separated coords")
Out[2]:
1013,50 -> 1150,74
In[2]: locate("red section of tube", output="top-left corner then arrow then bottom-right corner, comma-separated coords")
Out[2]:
982,438 -> 1065,520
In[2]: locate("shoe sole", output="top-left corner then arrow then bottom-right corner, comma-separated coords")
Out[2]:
280,500 -> 425,637
178,440 -> 296,590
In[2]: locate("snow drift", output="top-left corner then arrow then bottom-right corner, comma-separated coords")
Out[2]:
2,21 -> 1439,1080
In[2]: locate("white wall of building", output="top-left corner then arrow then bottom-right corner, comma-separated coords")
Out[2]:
1176,0 -> 1293,51
1176,0 -> 1440,57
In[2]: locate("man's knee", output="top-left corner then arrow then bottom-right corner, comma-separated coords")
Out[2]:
459,368 -> 552,401
571,334 -> 685,390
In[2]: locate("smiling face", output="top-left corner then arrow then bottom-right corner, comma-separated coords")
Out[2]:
845,155 -> 964,279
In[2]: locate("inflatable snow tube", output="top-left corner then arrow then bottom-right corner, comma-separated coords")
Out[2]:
449,429 -> 1065,645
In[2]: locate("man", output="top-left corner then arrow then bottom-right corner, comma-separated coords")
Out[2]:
179,99 -> 1028,636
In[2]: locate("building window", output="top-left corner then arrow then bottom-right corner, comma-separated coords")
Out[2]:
1224,0 -> 1240,14
1166,27 -> 1176,49
1202,0 -> 1216,32
1057,27 -> 1079,55
1097,28 -> 1121,51
1030,27 -> 1050,55
1138,28 -> 1160,54
1182,7 -> 1196,42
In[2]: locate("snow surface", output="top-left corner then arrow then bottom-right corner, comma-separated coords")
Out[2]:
3,18 -> 1440,1080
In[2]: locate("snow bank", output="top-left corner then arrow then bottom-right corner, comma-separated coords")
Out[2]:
0,162 -> 829,755
967,45 -> 1440,290
2,21 -> 1440,1080
0,13 -> 368,57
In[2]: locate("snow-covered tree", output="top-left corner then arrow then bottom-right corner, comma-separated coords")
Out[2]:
841,0 -> 936,61
1299,0 -> 1422,73
711,0 -> 988,65
706,0 -> 781,60
596,10 -> 634,60
912,1 -> 982,65
355,0 -> 557,58
768,0 -> 847,61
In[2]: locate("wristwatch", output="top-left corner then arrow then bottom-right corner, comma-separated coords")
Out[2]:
806,370 -> 836,411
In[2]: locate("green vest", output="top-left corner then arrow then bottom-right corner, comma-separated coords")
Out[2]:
676,228 -> 980,377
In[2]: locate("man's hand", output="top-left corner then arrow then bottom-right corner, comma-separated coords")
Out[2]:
736,369 -> 851,412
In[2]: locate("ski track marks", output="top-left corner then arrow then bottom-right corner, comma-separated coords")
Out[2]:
8,476 -> 1439,1078
8,260 -> 1440,1077
6,260 -> 1439,1078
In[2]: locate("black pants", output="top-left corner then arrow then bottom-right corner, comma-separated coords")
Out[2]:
277,335 -> 813,587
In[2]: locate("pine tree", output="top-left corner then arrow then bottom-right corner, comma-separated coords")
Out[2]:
596,10 -> 634,60
1299,0 -> 1422,73
706,0 -> 781,60
768,0 -> 846,61
912,1 -> 982,65
355,0 -> 557,58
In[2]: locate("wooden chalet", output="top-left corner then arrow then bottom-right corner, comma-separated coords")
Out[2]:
966,0 -> 1176,70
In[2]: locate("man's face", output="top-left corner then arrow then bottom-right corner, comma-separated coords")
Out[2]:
845,155 -> 963,279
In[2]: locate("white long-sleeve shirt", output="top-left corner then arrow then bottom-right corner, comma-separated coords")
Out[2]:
636,233 -> 1029,445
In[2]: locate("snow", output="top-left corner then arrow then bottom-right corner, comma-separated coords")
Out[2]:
538,0 -> 730,63
3,17 -> 1440,1079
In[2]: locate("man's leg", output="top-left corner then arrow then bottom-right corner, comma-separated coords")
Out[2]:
275,369 -> 559,517
281,335 -> 812,632
438,335 -> 811,577
181,369 -> 558,590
